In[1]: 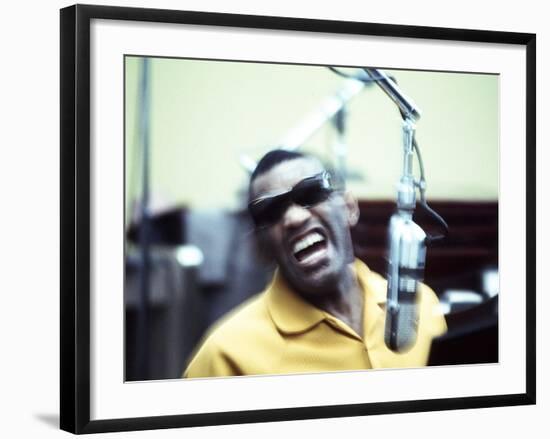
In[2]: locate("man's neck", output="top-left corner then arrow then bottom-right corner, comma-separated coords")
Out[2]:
308,264 -> 364,337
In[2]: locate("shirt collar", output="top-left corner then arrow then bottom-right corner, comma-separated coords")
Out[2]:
266,259 -> 386,335
266,269 -> 325,334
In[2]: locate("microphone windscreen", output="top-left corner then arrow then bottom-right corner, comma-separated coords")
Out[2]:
385,301 -> 418,352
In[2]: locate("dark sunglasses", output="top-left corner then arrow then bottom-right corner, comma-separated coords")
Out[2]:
248,171 -> 338,228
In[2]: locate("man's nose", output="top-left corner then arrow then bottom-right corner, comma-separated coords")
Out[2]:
282,203 -> 312,228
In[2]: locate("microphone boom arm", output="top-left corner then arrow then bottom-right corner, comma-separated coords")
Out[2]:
363,67 -> 421,122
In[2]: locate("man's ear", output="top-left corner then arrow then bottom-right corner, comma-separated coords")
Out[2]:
344,191 -> 360,227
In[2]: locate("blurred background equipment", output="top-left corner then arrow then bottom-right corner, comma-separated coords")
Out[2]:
124,58 -> 499,381
239,76 -> 367,180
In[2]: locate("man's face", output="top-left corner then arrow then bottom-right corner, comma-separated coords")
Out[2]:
250,158 -> 358,297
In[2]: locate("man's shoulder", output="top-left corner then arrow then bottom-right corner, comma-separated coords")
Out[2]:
205,293 -> 274,343
357,260 -> 446,338
184,291 -> 285,377
358,261 -> 441,306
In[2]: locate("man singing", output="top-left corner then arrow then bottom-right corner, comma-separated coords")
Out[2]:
184,149 -> 446,378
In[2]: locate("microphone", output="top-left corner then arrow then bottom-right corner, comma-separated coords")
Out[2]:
385,210 -> 426,351
383,116 -> 425,352
361,67 -> 441,351
359,67 -> 446,352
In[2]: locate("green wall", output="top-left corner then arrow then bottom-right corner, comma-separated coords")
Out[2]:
125,56 -> 498,214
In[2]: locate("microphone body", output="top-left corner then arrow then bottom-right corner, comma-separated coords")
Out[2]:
385,211 -> 426,352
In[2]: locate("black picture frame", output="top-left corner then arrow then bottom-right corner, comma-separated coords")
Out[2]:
60,4 -> 536,434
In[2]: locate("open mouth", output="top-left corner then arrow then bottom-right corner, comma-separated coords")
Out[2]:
291,231 -> 328,266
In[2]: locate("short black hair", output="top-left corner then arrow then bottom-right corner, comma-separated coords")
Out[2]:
250,149 -> 306,185
248,149 -> 307,201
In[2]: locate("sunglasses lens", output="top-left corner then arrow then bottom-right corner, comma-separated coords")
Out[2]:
250,195 -> 289,227
293,176 -> 332,207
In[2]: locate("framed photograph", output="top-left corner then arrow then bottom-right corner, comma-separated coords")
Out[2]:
60,4 -> 536,434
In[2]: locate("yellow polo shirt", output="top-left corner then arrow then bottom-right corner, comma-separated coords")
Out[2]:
184,260 -> 447,378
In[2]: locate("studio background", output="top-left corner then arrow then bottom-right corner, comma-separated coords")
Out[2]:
0,0 -> 546,438
124,57 -> 498,213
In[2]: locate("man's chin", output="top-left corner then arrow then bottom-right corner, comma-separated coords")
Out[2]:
285,262 -> 340,296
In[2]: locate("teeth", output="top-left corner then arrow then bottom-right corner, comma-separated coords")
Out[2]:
293,232 -> 325,255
